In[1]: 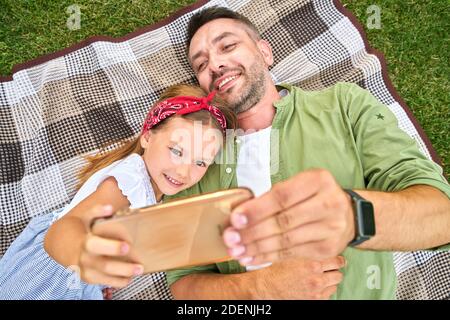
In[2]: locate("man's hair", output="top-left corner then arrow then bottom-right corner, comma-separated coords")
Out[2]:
186,6 -> 261,52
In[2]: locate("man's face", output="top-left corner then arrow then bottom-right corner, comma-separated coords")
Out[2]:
189,18 -> 273,114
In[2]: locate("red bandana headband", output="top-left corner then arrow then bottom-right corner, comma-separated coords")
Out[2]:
142,91 -> 227,134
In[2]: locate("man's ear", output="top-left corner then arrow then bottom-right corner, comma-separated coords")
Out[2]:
257,39 -> 274,67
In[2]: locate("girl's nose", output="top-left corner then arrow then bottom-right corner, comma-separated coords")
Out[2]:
175,164 -> 190,180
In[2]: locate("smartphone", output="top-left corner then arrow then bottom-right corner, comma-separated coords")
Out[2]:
91,187 -> 254,274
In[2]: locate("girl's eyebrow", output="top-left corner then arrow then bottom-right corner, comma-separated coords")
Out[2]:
202,157 -> 215,164
170,141 -> 216,163
169,142 -> 183,151
195,158 -> 214,166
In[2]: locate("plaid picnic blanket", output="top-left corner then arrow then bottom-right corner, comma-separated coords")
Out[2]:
0,0 -> 448,300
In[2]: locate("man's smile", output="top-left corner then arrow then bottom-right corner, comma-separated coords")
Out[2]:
212,70 -> 242,92
216,74 -> 241,92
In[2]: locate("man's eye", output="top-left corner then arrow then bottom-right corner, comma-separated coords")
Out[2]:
197,61 -> 207,72
223,43 -> 236,51
169,147 -> 182,157
195,160 -> 207,168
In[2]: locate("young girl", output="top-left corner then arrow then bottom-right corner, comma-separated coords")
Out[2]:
0,84 -> 236,300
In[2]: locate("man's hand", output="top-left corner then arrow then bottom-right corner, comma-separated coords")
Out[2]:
171,256 -> 346,300
223,169 -> 355,266
251,256 -> 346,299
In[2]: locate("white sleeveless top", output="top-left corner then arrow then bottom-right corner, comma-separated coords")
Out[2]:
56,153 -> 156,220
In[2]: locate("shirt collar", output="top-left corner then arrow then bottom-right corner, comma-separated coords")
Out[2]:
274,83 -> 293,109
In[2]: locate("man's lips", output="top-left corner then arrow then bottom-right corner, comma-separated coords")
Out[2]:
163,173 -> 184,187
214,73 -> 241,92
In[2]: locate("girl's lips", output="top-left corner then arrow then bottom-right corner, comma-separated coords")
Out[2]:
163,173 -> 184,187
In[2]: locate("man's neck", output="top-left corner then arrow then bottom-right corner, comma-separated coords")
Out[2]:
237,83 -> 280,132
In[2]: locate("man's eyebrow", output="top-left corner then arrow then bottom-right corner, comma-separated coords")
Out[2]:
190,32 -> 236,63
212,32 -> 235,45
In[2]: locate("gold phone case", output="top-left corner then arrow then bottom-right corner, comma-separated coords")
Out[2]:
91,188 -> 254,274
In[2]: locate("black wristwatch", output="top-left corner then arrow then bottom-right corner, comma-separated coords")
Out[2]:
344,189 -> 376,246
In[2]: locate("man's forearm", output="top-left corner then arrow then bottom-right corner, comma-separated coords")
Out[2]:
170,272 -> 259,299
357,184 -> 450,251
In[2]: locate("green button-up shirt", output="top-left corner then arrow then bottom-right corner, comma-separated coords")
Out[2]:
165,82 -> 450,299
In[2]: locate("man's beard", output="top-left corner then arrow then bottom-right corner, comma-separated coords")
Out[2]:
219,59 -> 267,114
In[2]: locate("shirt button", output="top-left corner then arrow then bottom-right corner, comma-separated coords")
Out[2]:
226,167 -> 232,174
236,138 -> 241,144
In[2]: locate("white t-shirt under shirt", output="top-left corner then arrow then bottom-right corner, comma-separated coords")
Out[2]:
236,126 -> 273,271
236,88 -> 289,196
236,126 -> 273,198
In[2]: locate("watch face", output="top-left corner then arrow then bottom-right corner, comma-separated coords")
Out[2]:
359,201 -> 375,236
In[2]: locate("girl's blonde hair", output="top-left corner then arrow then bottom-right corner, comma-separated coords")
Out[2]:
77,84 -> 236,189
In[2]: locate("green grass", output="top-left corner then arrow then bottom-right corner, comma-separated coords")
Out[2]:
0,0 -> 448,176
342,1 -> 449,177
0,0 -> 197,72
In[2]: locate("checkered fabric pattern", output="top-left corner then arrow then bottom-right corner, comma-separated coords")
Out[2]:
0,0 -> 448,300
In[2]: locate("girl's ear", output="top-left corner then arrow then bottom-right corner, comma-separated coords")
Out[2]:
140,131 -> 151,149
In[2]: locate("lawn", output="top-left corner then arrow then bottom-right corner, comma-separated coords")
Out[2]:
0,0 -> 448,176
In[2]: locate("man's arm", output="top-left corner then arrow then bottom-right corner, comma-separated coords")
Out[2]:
222,170 -> 450,266
171,273 -> 254,300
221,83 -> 450,265
357,184 -> 450,251
171,256 -> 345,300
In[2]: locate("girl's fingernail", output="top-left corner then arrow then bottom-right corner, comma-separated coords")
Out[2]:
134,265 -> 144,275
103,205 -> 113,213
239,256 -> 254,265
230,245 -> 246,257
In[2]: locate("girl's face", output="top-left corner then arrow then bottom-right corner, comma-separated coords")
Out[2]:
140,117 -> 222,201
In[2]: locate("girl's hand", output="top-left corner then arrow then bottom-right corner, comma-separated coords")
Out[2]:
102,287 -> 116,300
77,205 -> 144,288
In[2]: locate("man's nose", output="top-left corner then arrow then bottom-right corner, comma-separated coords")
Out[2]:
208,54 -> 226,75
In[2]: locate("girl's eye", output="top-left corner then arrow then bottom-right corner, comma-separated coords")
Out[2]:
169,147 -> 182,157
195,160 -> 207,168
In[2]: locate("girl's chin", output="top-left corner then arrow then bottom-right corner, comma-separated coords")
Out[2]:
164,188 -> 181,196
161,183 -> 189,195
162,188 -> 184,197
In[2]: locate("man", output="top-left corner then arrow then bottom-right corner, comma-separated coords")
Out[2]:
165,7 -> 450,299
